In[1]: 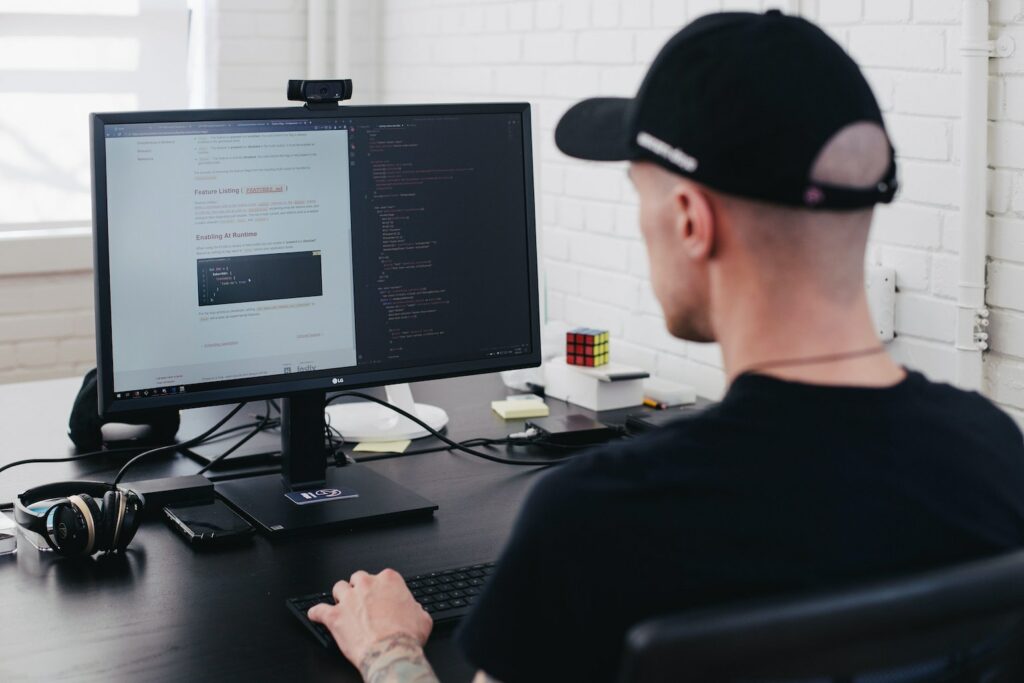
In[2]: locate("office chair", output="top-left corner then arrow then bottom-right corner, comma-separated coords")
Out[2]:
618,549 -> 1024,683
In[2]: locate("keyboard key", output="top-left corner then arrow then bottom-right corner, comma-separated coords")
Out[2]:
450,598 -> 467,608
434,601 -> 451,611
469,578 -> 484,586
453,581 -> 469,589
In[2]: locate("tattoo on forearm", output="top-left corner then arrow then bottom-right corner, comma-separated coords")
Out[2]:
359,633 -> 439,683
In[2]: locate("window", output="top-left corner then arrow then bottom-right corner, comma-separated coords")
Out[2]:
0,0 -> 188,232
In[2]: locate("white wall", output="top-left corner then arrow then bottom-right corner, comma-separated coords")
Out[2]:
0,272 -> 95,383
207,0 -> 310,107
364,0 -> 1024,424
0,0 -> 309,385
4,0 -> 1024,430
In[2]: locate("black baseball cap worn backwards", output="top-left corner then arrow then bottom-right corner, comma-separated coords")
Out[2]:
555,10 -> 898,210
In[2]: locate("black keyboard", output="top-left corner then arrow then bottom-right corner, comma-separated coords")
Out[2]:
286,561 -> 496,649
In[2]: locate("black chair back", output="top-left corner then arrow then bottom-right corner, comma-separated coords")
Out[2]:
618,550 -> 1024,683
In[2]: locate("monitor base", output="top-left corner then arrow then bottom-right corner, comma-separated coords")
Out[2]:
216,464 -> 437,537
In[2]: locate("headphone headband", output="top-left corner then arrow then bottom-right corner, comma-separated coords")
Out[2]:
21,481 -> 114,502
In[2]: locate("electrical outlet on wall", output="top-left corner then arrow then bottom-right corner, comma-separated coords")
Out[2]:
866,267 -> 896,342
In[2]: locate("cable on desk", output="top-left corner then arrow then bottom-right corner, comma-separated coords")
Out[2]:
348,431 -> 612,463
1,393 -> 592,494
0,410 -> 280,508
194,414 -> 280,447
196,401 -> 347,474
111,403 -> 247,485
326,392 -> 571,467
196,402 -> 277,475
324,408 -> 348,463
351,436 -> 506,463
0,403 -> 286,508
0,445 -> 148,478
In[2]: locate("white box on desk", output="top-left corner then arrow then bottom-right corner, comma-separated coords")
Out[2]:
544,357 -> 648,412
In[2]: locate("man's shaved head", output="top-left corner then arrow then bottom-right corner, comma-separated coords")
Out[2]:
712,122 -> 891,302
630,121 -> 891,341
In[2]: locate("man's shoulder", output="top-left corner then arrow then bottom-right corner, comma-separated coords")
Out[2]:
907,371 -> 1023,444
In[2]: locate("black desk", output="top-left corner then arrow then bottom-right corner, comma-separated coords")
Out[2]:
0,373 -> 706,682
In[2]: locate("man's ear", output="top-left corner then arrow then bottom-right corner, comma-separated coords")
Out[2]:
670,182 -> 716,260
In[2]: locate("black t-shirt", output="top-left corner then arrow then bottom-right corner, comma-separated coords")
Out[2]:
457,371 -> 1024,682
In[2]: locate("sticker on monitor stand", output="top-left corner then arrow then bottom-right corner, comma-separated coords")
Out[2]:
285,488 -> 359,506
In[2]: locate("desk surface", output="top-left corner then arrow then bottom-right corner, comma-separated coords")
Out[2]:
0,373 -> 706,682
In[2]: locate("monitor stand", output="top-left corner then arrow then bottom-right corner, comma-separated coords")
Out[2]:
216,392 -> 437,537
325,383 -> 449,442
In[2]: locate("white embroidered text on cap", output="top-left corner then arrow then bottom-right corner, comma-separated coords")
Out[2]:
636,131 -> 699,173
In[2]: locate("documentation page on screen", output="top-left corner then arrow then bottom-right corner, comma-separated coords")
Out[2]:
105,120 -> 356,393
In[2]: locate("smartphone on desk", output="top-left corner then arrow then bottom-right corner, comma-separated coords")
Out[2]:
164,499 -> 254,547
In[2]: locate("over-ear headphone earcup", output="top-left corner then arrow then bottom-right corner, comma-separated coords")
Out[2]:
77,494 -> 103,556
100,490 -> 122,552
112,491 -> 144,551
50,497 -> 97,557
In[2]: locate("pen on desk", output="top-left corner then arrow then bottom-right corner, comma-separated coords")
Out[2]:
643,398 -> 668,410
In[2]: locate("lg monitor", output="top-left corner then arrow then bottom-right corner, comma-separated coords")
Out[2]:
91,102 -> 540,534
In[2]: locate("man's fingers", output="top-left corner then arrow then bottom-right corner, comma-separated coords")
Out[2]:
332,579 -> 352,603
307,602 -> 331,624
350,569 -> 371,586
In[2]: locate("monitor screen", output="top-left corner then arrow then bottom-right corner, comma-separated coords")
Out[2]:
91,104 -> 539,414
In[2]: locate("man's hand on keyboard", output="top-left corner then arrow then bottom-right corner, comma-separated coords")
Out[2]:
308,569 -> 437,681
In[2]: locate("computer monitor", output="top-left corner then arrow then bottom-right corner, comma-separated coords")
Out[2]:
90,103 -> 540,534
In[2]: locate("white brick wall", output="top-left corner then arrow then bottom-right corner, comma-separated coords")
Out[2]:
0,271 -> 96,383
6,0 -> 1024,428
368,0 -> 1024,415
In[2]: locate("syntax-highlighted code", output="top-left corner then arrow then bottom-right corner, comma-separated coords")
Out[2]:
197,251 -> 323,306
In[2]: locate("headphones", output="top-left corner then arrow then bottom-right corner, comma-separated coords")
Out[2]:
14,482 -> 145,558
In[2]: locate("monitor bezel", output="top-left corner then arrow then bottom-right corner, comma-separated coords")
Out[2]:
91,102 -> 541,416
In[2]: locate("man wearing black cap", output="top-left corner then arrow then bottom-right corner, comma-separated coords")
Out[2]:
308,11 -> 1024,683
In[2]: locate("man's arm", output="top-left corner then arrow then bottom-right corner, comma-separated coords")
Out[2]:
356,632 -> 435,683
307,568 -> 501,683
358,633 -> 500,683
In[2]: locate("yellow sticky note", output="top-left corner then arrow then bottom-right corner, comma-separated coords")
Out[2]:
352,440 -> 412,454
491,399 -> 550,420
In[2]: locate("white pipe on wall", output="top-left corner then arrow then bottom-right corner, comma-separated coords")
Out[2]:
955,0 -> 991,391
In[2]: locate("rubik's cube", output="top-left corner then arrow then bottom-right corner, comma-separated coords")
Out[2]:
566,328 -> 609,367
